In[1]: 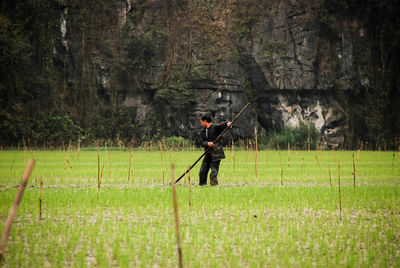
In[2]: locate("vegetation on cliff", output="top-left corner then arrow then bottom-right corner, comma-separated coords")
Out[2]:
0,0 -> 399,149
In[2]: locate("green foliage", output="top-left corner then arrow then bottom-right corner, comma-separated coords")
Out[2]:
32,113 -> 81,145
259,123 -> 320,149
162,136 -> 191,149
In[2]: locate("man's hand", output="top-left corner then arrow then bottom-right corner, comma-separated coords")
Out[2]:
227,121 -> 233,128
207,142 -> 214,147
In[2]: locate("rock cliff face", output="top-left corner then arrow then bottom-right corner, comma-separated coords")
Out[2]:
59,0 -> 361,148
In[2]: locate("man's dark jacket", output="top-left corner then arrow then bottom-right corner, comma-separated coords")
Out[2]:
200,122 -> 227,161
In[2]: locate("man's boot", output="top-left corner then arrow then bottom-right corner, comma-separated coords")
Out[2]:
210,177 -> 218,186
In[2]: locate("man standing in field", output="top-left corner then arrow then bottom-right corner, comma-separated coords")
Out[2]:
199,115 -> 232,186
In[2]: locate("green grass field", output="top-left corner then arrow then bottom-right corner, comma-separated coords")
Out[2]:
0,148 -> 399,267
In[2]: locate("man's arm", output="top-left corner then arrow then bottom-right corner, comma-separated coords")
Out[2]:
207,121 -> 232,147
200,130 -> 209,148
215,121 -> 233,133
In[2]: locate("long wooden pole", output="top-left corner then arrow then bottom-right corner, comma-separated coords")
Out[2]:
175,103 -> 250,183
0,159 -> 35,260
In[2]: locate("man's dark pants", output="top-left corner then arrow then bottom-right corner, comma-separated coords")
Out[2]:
199,154 -> 220,186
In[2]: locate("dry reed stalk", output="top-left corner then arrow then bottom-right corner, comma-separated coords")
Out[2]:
277,144 -> 283,185
128,147 -> 132,181
29,146 -> 34,159
287,143 -> 290,168
338,160 -> 342,221
315,154 -> 321,170
39,176 -> 43,220
231,141 -> 235,182
255,127 -> 258,181
188,168 -> 191,207
0,159 -> 35,260
98,164 -> 104,199
170,164 -> 183,268
77,136 -> 81,158
23,145 -> 27,161
97,153 -> 100,198
160,142 -> 165,185
352,152 -> 356,188
68,140 -> 73,160
307,125 -> 311,153
64,154 -> 66,170
108,143 -> 111,178
392,151 -> 395,173
328,164 -> 332,187
398,145 -> 400,173
10,157 -> 15,173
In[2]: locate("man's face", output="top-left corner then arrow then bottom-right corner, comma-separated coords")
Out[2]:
200,119 -> 211,129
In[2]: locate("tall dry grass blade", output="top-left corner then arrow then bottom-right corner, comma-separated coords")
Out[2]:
398,145 -> 400,174
0,159 -> 35,260
338,160 -> 342,221
392,151 -> 395,173
278,144 -> 283,185
397,145 -> 400,173
188,168 -> 191,208
231,141 -> 235,182
170,164 -> 183,268
315,154 -> 321,170
328,164 -> 332,187
64,154 -> 66,170
77,135 -> 81,159
97,153 -> 100,199
255,127 -> 258,181
307,125 -> 311,153
39,176 -> 43,220
246,139 -> 249,161
352,152 -> 356,188
160,142 -> 165,185
128,147 -> 132,181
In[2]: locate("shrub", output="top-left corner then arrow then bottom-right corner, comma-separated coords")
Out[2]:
259,123 -> 320,150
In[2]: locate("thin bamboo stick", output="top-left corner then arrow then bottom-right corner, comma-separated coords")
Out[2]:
255,127 -> 258,181
170,164 -> 183,268
97,153 -> 100,199
188,167 -> 191,208
160,142 -> 165,185
39,176 -> 43,220
128,147 -> 132,181
278,144 -> 283,185
398,145 -> 400,174
352,152 -> 356,188
315,154 -> 321,170
0,159 -> 35,260
338,160 -> 342,221
108,143 -> 111,179
392,151 -> 395,173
